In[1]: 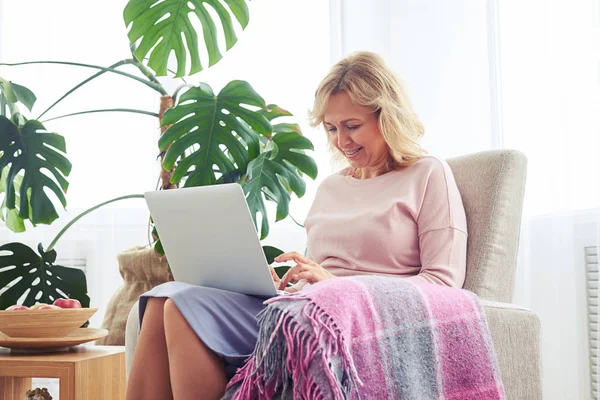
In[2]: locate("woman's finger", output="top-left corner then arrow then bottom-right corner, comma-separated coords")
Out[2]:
279,266 -> 298,289
279,263 -> 306,289
295,271 -> 313,282
274,251 -> 311,264
284,265 -> 313,286
269,265 -> 280,283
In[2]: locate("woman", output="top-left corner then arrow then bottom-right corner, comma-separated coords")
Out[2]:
126,51 -> 467,400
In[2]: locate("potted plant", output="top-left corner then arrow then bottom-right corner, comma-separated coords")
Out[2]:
0,0 -> 318,339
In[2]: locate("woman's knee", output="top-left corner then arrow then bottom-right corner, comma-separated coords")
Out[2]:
141,297 -> 167,332
146,297 -> 167,314
163,299 -> 199,341
163,298 -> 184,326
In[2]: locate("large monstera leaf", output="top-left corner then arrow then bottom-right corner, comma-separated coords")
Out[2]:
124,0 -> 250,77
244,130 -> 318,239
0,242 -> 89,310
160,81 -> 271,187
0,116 -> 71,229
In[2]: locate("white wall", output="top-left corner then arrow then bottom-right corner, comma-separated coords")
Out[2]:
499,0 -> 600,216
332,0 -> 497,158
0,0 -> 160,207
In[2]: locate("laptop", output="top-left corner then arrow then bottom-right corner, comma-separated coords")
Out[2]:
144,183 -> 284,297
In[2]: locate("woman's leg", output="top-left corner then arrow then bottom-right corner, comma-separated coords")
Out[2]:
163,298 -> 228,400
126,297 -> 173,400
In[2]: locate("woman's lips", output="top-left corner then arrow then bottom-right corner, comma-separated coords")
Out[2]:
345,147 -> 363,158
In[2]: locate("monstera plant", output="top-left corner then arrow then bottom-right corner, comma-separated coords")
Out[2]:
0,0 -> 317,310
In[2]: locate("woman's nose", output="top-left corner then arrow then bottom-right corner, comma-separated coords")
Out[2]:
337,130 -> 352,148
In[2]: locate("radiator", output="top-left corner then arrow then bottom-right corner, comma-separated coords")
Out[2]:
587,245 -> 599,400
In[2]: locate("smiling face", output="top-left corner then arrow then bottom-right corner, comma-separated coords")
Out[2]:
323,91 -> 390,179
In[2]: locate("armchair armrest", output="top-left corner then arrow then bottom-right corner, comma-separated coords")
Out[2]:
481,300 -> 542,400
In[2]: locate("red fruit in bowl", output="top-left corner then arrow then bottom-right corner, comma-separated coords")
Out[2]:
6,304 -> 29,310
53,297 -> 82,309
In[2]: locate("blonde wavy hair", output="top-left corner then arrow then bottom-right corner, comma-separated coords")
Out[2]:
310,51 -> 427,170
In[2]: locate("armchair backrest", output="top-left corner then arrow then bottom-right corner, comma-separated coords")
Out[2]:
446,150 -> 527,303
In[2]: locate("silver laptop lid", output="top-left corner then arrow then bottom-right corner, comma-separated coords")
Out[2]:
144,183 -> 277,297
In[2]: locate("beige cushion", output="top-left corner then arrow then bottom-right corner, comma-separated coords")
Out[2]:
447,150 -> 527,303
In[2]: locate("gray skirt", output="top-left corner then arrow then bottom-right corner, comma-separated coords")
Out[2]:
139,281 -> 270,378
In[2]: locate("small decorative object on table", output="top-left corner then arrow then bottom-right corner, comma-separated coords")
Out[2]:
24,387 -> 52,400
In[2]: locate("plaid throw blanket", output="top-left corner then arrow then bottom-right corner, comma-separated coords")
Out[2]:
224,276 -> 504,400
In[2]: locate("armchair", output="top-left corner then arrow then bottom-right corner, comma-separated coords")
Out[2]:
124,149 -> 542,399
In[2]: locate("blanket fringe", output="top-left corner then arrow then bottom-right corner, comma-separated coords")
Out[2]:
226,295 -> 362,400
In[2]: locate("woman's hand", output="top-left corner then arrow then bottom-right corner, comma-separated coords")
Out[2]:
275,252 -> 335,290
269,265 -> 282,289
270,265 -> 300,293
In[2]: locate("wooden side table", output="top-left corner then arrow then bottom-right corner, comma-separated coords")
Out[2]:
0,345 -> 125,400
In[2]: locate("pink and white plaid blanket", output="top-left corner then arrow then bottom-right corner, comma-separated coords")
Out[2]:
224,276 -> 504,400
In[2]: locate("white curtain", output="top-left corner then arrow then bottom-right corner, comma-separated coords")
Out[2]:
333,0 -> 600,398
498,1 -> 600,398
0,0 -> 332,327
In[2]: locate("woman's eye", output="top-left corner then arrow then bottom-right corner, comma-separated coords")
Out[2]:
347,125 -> 360,130
326,127 -> 337,132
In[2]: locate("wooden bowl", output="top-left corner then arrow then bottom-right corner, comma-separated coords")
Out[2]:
0,328 -> 108,349
0,308 -> 98,338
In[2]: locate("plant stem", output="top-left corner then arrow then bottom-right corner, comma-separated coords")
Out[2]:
41,108 -> 159,123
129,43 -> 165,87
286,212 -> 304,229
46,194 -> 145,251
6,101 -> 24,127
0,61 -> 167,97
131,58 -> 162,87
37,59 -> 132,120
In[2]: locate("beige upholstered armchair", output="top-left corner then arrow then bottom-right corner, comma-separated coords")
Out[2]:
124,149 -> 542,399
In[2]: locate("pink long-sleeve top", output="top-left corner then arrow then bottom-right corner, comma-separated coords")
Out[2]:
302,155 -> 468,288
